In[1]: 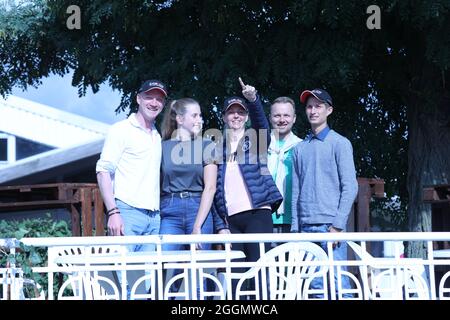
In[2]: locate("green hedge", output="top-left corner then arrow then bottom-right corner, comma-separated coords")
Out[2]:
0,213 -> 71,239
0,213 -> 71,299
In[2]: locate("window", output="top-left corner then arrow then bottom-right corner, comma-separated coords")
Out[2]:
0,138 -> 6,161
0,133 -> 15,164
0,133 -> 54,164
15,136 -> 53,160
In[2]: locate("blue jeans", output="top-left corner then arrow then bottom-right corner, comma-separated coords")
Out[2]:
159,195 -> 213,298
116,199 -> 160,252
114,200 -> 160,299
300,223 -> 352,299
159,196 -> 213,250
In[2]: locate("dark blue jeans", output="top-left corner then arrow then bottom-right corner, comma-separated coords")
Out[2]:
159,195 -> 213,249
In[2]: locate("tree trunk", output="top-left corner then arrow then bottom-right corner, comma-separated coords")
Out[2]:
406,91 -> 450,258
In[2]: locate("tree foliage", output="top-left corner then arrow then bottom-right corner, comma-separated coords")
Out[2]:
1,0 -> 449,255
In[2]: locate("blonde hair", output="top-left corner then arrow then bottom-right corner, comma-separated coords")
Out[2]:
270,96 -> 295,114
161,98 -> 199,140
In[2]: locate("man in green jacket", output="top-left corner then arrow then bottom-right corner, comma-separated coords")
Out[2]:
268,96 -> 302,237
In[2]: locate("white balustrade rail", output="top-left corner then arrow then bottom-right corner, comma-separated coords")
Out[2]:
1,232 -> 449,300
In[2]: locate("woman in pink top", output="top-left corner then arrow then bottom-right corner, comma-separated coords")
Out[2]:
214,78 -> 283,299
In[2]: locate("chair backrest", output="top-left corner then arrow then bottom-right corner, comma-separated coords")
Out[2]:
234,241 -> 329,300
48,245 -> 125,300
269,242 -> 329,300
50,245 -> 125,266
347,241 -> 429,300
347,241 -> 373,262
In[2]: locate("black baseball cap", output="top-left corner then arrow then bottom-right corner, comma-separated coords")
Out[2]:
300,88 -> 333,106
138,79 -> 168,96
222,96 -> 248,114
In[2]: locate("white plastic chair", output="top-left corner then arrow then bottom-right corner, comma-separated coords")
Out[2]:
219,242 -> 330,300
49,245 -> 125,300
347,241 -> 429,300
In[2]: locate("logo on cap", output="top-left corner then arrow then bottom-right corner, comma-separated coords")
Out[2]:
300,88 -> 333,106
223,96 -> 248,113
228,98 -> 242,105
138,79 -> 168,97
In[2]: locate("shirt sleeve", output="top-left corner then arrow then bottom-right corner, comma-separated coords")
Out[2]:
332,138 -> 359,230
96,124 -> 126,174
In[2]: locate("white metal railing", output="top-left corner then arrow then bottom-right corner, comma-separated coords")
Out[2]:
1,232 -> 450,300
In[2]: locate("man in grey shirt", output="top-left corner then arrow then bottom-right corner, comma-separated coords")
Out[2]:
291,88 -> 358,299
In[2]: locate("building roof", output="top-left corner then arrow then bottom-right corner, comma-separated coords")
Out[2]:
0,95 -> 109,148
0,95 -> 111,184
0,139 -> 106,184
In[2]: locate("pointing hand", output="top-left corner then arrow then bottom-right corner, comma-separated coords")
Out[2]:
238,77 -> 257,102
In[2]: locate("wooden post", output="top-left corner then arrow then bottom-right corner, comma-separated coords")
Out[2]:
80,188 -> 93,236
423,184 -> 450,295
70,204 -> 81,236
347,205 -> 356,232
94,188 -> 105,236
357,182 -> 371,233
352,178 -> 385,233
423,184 -> 450,249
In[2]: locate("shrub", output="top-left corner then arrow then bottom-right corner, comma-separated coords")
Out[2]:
0,213 -> 71,298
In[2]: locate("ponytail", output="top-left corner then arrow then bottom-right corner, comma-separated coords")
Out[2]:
161,98 -> 199,140
161,100 -> 178,140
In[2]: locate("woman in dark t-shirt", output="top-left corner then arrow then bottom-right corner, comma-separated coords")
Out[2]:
159,98 -> 220,250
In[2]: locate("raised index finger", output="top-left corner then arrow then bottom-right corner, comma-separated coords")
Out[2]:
238,77 -> 246,89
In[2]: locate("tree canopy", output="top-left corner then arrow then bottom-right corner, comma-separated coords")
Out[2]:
1,0 -> 449,256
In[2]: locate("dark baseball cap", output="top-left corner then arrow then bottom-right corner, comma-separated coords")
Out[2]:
300,88 -> 333,106
138,79 -> 168,96
222,96 -> 248,114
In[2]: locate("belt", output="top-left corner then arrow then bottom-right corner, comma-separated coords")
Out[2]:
162,192 -> 203,199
